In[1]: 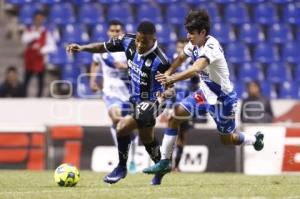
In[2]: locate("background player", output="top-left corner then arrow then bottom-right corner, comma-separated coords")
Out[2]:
67,21 -> 172,185
89,20 -> 138,173
143,10 -> 264,175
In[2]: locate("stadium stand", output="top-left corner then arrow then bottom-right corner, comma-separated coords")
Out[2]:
4,0 -> 300,99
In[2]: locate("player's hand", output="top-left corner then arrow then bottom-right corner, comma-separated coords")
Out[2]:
66,43 -> 83,53
155,72 -> 174,86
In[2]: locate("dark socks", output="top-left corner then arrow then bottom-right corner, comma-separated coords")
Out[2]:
174,145 -> 183,168
144,138 -> 161,163
117,135 -> 131,167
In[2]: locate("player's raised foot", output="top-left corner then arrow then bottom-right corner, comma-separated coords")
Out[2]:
254,131 -> 264,151
151,172 -> 166,185
103,165 -> 127,184
143,159 -> 171,174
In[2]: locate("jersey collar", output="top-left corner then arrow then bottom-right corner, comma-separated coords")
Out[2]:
139,41 -> 158,57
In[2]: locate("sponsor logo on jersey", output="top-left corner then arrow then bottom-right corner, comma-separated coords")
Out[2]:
128,60 -> 148,78
145,59 -> 152,68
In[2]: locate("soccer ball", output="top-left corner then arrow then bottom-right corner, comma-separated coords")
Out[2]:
54,163 -> 80,187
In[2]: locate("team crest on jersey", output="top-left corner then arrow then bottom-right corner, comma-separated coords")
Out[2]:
145,59 -> 152,68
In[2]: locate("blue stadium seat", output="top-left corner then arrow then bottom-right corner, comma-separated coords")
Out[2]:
224,3 -> 249,25
239,23 -> 264,44
260,81 -> 273,98
267,23 -> 293,44
244,0 -> 265,4
198,3 -> 221,22
157,0 -> 179,5
282,42 -> 300,64
18,3 -> 43,25
39,0 -> 62,4
75,52 -> 93,66
61,64 -> 81,84
178,26 -> 187,38
96,0 -> 121,4
78,3 -> 104,25
238,62 -> 262,82
107,3 -> 133,23
295,64 -> 300,82
166,42 -> 176,59
279,81 -> 299,99
128,0 -> 147,4
136,4 -> 162,23
283,3 -> 300,25
233,81 -> 246,98
49,46 -> 73,65
273,0 -> 293,4
49,3 -> 75,25
266,62 -> 289,83
225,42 -> 251,64
215,0 -> 236,4
186,0 -> 206,5
254,42 -> 279,63
211,23 -> 236,44
166,3 -> 188,25
254,3 -> 278,25
91,24 -> 108,42
6,0 -> 31,5
155,24 -> 177,44
71,0 -> 92,4
61,24 -> 90,44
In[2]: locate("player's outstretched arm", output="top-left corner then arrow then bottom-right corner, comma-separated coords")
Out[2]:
165,53 -> 188,76
155,57 -> 208,86
66,43 -> 107,54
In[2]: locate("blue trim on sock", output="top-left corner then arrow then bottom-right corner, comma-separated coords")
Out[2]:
165,128 -> 178,136
237,132 -> 245,145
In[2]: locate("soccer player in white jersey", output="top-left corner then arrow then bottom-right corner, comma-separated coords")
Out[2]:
143,10 -> 264,180
89,20 -> 138,173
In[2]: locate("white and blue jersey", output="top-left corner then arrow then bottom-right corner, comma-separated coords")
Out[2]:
93,52 -> 130,110
104,34 -> 170,104
181,35 -> 237,134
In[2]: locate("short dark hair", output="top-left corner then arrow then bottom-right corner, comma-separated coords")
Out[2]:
177,38 -> 188,44
108,19 -> 124,29
34,10 -> 45,17
137,21 -> 156,34
185,9 -> 210,35
6,66 -> 17,74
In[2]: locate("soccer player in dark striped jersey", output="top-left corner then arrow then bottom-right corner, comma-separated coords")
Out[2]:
67,21 -> 172,185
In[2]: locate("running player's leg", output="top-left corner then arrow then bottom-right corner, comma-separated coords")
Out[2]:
143,96 -> 195,174
143,90 -> 208,175
103,115 -> 137,184
173,122 -> 189,171
212,92 -> 264,150
103,96 -> 123,146
139,126 -> 161,164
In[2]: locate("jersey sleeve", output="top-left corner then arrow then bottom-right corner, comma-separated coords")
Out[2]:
104,35 -> 125,52
92,53 -> 102,63
158,62 -> 171,73
183,42 -> 194,57
199,40 -> 223,64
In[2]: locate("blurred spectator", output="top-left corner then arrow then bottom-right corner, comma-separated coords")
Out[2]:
240,81 -> 274,123
0,66 -> 25,98
21,11 -> 56,97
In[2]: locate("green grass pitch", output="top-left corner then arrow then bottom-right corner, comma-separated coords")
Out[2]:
0,171 -> 299,199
